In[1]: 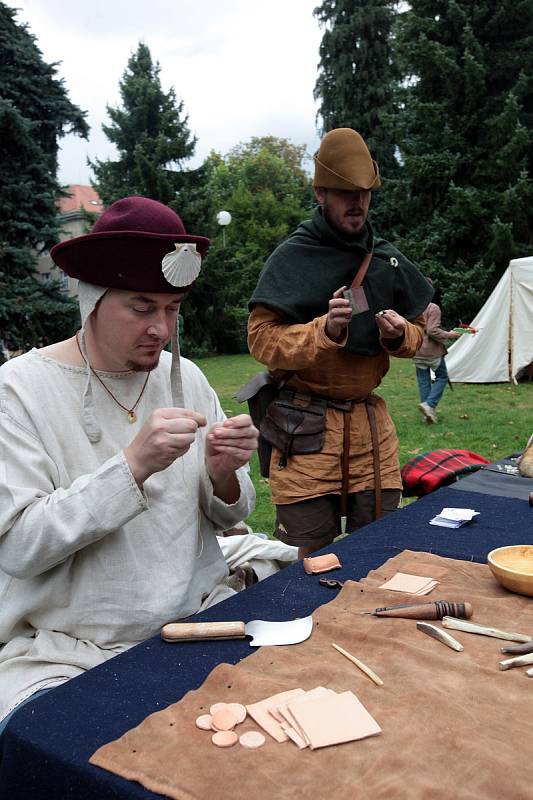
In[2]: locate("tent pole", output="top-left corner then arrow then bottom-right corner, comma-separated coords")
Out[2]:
509,265 -> 514,383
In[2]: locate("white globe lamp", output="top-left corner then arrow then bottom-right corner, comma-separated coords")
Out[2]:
216,210 -> 232,245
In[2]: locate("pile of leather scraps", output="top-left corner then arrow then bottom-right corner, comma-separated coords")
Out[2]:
378,571 -> 439,595
193,687 -> 381,751
245,685 -> 381,750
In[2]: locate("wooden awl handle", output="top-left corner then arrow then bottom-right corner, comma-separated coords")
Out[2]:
161,621 -> 246,642
373,601 -> 473,620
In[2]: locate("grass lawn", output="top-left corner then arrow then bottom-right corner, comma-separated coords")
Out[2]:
193,353 -> 533,534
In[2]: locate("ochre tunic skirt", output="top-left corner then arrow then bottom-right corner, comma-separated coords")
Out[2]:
248,306 -> 424,505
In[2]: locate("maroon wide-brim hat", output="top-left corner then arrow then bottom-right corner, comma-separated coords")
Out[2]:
51,196 -> 211,292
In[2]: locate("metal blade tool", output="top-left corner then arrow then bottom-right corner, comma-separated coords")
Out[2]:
161,615 -> 313,647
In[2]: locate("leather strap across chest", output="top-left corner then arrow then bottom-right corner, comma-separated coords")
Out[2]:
349,250 -> 373,289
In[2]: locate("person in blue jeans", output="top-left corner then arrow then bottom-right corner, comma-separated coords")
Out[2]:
414,290 -> 460,423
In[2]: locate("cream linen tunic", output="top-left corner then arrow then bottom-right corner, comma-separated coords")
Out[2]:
0,350 -> 255,720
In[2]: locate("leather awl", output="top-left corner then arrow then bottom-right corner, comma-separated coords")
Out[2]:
360,600 -> 473,620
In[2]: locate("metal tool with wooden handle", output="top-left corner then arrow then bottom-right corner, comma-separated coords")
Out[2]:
161,615 -> 313,647
360,600 -> 473,620
162,622 -> 246,641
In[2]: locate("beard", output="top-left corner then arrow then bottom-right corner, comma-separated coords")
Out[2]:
126,356 -> 161,372
324,208 -> 366,240
126,341 -> 167,372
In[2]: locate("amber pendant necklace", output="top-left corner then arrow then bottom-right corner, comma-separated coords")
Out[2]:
76,332 -> 150,423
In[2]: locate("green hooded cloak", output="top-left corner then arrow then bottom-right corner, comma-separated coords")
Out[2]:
249,207 -> 433,357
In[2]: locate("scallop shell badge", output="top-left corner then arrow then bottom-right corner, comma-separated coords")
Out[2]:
162,243 -> 202,287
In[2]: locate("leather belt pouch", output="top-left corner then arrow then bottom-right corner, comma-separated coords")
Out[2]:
260,390 -> 327,467
235,371 -> 281,478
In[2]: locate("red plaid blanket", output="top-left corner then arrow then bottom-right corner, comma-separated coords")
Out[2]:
401,449 -> 491,497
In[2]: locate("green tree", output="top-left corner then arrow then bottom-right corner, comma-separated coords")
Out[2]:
0,3 -> 88,353
394,0 -> 533,325
314,0 -> 400,179
181,138 -> 313,355
91,42 -> 196,206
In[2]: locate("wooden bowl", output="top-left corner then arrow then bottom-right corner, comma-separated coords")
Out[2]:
487,545 -> 533,597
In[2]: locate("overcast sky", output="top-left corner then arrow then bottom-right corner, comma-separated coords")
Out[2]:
7,0 -> 324,186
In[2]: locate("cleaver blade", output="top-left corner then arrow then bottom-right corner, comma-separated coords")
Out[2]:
161,615 -> 313,647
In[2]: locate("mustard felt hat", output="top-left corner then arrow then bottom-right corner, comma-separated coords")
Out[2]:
313,128 -> 381,191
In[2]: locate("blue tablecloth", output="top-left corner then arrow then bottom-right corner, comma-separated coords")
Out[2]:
449,454 -> 533,500
1,485 -> 532,799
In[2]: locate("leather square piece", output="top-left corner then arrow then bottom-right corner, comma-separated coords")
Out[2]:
303,554 -> 342,575
287,691 -> 381,750
379,572 -> 439,595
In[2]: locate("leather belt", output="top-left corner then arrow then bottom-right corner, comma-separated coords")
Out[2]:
285,390 -> 353,413
340,395 -> 382,531
284,389 -> 382,527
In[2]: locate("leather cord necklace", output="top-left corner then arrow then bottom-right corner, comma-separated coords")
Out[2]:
75,332 -> 150,423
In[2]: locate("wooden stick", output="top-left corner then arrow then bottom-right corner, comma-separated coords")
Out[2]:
501,641 -> 533,655
416,622 -> 464,652
499,652 -> 533,671
331,642 -> 384,686
442,616 -> 532,643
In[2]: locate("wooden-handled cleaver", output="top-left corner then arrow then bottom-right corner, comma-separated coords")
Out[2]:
161,616 -> 313,647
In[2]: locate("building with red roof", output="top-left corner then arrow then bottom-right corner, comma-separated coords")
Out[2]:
36,185 -> 103,296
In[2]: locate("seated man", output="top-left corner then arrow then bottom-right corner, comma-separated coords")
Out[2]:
0,196 -> 258,727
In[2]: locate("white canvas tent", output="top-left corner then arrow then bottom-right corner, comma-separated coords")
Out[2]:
446,256 -> 533,383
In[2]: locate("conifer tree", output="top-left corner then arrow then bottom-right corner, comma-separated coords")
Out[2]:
313,0 -> 400,178
0,3 -> 88,353
395,0 -> 533,324
91,43 -> 196,206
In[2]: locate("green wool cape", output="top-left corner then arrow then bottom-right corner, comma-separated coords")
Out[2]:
249,207 -> 433,356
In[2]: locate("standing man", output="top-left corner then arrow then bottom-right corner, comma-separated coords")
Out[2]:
414,288 -> 461,423
248,128 -> 433,558
0,196 -> 257,727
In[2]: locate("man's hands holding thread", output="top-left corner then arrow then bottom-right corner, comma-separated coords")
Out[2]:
205,414 -> 258,486
124,408 -> 207,486
124,409 -> 258,489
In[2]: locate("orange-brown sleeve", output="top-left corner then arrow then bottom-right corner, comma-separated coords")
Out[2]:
380,314 -> 425,358
247,305 -> 347,372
